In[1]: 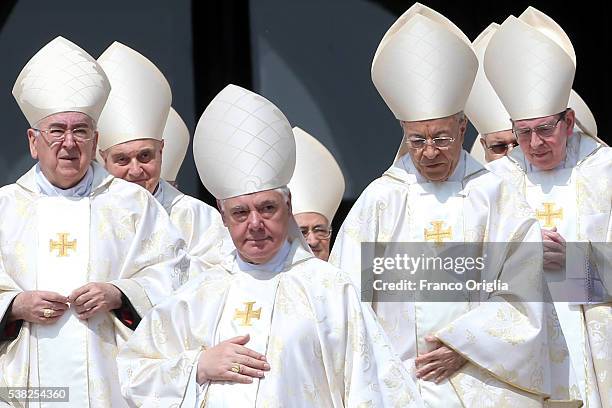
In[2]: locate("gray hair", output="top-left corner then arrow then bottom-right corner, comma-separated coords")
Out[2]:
218,185 -> 291,213
398,111 -> 466,128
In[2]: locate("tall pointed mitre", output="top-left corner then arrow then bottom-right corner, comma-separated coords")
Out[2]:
160,108 -> 190,182
96,41 -> 172,151
371,3 -> 477,121
465,23 -> 511,136
287,127 -> 345,224
568,89 -> 597,138
12,36 -> 111,126
193,84 -> 295,200
484,7 -> 575,120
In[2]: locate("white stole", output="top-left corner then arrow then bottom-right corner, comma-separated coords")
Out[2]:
203,243 -> 290,406
407,181 -> 470,407
523,169 -> 600,405
36,196 -> 90,407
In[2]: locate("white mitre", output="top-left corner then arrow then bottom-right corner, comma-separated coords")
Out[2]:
465,23 -> 511,136
12,36 -> 111,126
193,84 -> 295,200
484,7 -> 575,120
466,23 -> 511,166
568,89 -> 597,138
161,108 -> 190,182
371,2 -> 477,122
96,41 -> 172,151
287,127 -> 345,224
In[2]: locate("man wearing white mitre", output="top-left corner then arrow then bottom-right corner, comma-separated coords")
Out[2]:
117,84 -> 424,408
484,7 -> 611,407
330,4 -> 551,407
0,37 -> 189,407
465,23 -> 600,168
287,127 -> 345,261
96,42 -> 231,278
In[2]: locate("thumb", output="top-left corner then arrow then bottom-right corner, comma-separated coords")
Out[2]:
551,226 -> 557,232
424,335 -> 438,343
226,334 -> 250,345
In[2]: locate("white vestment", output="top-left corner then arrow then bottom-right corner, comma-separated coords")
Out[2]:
0,163 -> 189,408
330,151 -> 552,407
117,239 -> 425,408
488,132 -> 612,408
154,179 -> 233,278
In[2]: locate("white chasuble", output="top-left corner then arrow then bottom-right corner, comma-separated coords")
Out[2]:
0,163 -> 188,408
204,271 -> 280,406
331,151 -> 550,407
117,241 -> 424,408
155,179 -> 233,279
36,197 -> 90,406
488,132 -> 612,408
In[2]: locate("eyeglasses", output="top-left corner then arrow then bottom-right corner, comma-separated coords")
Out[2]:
300,226 -> 332,240
405,136 -> 455,150
486,141 -> 519,155
33,127 -> 94,146
512,111 -> 567,141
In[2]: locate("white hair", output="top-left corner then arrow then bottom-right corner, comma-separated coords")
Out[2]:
218,185 -> 291,213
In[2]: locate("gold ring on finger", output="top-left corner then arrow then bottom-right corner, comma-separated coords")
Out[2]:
42,308 -> 54,318
230,363 -> 241,374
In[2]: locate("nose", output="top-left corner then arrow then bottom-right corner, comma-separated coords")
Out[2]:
422,143 -> 438,159
529,132 -> 544,148
306,233 -> 319,247
247,210 -> 263,229
61,131 -> 76,149
127,159 -> 144,178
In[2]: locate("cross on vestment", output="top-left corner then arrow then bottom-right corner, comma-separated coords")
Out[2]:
424,221 -> 452,245
536,202 -> 563,228
49,232 -> 77,257
234,301 -> 262,326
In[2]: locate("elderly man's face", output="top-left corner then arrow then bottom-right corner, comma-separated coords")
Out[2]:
27,111 -> 97,189
295,212 -> 331,261
513,110 -> 575,171
480,130 -> 518,163
100,139 -> 163,194
220,189 -> 291,264
401,114 -> 466,181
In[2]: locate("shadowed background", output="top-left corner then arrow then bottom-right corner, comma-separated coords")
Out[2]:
1,0 -> 608,238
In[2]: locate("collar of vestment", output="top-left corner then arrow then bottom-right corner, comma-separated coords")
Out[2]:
504,131 -> 603,174
223,236 -> 313,276
235,240 -> 292,276
153,179 -> 185,213
17,161 -> 115,197
384,149 -> 487,188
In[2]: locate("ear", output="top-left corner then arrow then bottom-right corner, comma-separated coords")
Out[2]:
91,131 -> 99,159
27,129 -> 38,160
457,116 -> 468,142
159,139 -> 165,154
99,147 -> 108,163
286,191 -> 292,214
216,199 -> 229,227
479,136 -> 487,150
564,109 -> 576,137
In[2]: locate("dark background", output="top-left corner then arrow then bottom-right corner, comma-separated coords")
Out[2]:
1,0 -> 609,239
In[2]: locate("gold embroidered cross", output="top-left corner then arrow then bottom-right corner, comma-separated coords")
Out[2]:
424,221 -> 452,245
234,301 -> 261,326
49,232 -> 77,257
536,203 -> 563,228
